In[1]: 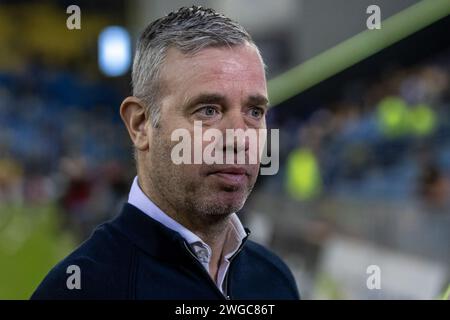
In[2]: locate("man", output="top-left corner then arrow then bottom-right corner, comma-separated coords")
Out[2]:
31,6 -> 300,300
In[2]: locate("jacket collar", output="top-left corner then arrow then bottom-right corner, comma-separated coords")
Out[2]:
108,203 -> 250,263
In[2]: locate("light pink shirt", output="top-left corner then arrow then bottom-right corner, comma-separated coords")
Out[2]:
127,176 -> 247,294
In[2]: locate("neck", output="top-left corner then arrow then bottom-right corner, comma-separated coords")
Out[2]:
193,218 -> 230,281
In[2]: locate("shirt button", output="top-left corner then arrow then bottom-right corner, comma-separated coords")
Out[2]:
192,244 -> 210,263
197,249 -> 209,262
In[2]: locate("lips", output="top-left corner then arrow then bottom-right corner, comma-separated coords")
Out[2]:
208,166 -> 250,186
211,167 -> 247,175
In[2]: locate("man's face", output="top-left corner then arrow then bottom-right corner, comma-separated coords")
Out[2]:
142,43 -> 268,219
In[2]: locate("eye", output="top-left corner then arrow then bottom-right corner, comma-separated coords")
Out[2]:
197,105 -> 219,117
248,107 -> 265,119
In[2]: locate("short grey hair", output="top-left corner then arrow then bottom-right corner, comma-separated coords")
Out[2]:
131,6 -> 262,127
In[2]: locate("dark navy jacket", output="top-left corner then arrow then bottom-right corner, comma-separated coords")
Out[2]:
31,203 -> 300,300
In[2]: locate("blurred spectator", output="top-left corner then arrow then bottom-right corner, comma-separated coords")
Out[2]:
418,163 -> 450,212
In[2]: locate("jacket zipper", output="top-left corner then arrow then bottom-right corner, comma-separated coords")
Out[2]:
223,234 -> 249,300
182,230 -> 250,300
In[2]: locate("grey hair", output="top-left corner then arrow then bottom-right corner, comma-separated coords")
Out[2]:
131,6 -> 262,127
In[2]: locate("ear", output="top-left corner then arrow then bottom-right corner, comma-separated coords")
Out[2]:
120,96 -> 151,151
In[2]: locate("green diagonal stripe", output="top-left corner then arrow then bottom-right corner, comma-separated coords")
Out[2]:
268,0 -> 450,107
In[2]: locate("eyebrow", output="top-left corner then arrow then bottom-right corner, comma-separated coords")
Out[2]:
185,93 -> 227,108
184,93 -> 269,109
246,94 -> 269,108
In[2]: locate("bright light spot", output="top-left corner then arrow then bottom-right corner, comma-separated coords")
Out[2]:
98,26 -> 131,77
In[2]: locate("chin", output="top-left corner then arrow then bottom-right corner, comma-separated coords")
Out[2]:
207,191 -> 248,215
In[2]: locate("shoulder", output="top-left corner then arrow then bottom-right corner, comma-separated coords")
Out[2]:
240,240 -> 300,299
31,223 -> 134,300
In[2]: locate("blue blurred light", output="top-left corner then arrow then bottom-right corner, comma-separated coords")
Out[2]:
98,26 -> 131,77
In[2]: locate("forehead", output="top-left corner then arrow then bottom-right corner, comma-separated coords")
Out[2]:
160,44 -> 267,102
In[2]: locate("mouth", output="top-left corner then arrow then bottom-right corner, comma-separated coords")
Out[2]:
207,166 -> 250,187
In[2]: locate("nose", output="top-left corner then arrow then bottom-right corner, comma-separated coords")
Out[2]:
221,109 -> 249,155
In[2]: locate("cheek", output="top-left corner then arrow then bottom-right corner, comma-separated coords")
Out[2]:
175,165 -> 205,194
148,128 -> 177,173
249,165 -> 260,181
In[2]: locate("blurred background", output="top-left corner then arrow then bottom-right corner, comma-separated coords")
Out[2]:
0,0 -> 449,299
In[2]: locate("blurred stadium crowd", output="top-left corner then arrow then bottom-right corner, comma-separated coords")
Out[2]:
249,48 -> 450,298
0,62 -> 133,238
279,49 -> 450,210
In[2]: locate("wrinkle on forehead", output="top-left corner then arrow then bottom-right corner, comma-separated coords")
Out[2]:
161,44 -> 266,95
